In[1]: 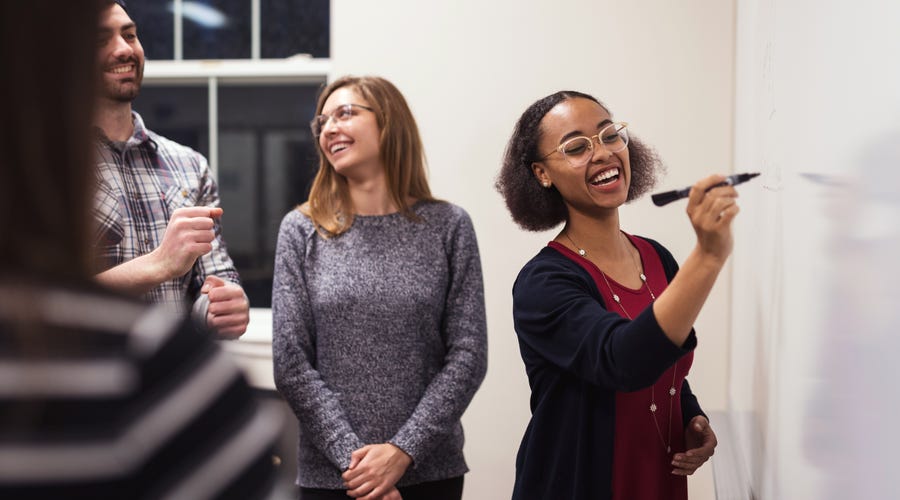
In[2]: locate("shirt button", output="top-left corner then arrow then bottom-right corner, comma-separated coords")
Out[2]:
181,189 -> 188,197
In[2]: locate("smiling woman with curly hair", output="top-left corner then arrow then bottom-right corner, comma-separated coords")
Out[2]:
496,90 -> 663,231
497,90 -> 735,500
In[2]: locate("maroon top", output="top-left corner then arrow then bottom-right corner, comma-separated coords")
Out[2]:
549,234 -> 691,500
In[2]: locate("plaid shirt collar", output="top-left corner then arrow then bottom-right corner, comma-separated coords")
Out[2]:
94,111 -> 155,151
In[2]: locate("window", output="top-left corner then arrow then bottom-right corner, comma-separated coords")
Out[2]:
130,0 -> 329,60
132,1 -> 330,310
135,82 -> 321,307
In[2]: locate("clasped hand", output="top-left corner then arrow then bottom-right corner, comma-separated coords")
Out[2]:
342,443 -> 411,500
152,206 -> 223,279
151,207 -> 249,338
201,275 -> 249,339
671,415 -> 717,476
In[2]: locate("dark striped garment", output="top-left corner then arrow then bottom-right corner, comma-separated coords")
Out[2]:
0,281 -> 280,499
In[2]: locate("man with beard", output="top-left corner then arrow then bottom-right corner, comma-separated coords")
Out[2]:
93,0 -> 249,339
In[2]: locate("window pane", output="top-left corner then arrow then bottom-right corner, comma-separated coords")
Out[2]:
132,84 -> 210,157
217,83 -> 321,307
183,0 -> 251,59
261,0 -> 330,58
128,1 -> 174,60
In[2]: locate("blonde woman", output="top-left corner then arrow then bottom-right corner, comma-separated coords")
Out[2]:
273,76 -> 487,500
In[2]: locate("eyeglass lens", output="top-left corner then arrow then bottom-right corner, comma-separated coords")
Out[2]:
561,123 -> 628,166
311,104 -> 357,137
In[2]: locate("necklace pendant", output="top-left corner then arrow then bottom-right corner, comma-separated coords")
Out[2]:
649,403 -> 657,412
612,293 -> 620,303
640,273 -> 647,282
669,387 -> 676,396
578,248 -> 586,256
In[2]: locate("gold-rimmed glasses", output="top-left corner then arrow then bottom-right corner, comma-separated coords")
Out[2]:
310,103 -> 374,137
538,121 -> 629,167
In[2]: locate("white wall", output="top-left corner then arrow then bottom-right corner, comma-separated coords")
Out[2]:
331,2 -> 735,498
730,1 -> 900,498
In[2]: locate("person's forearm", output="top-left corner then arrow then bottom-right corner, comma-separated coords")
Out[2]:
95,252 -> 169,295
652,245 -> 727,346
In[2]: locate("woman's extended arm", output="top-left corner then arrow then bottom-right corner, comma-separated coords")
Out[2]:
653,174 -> 739,346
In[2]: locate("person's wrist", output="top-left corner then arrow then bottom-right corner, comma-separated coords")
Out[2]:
390,444 -> 412,468
691,245 -> 728,270
145,248 -> 173,282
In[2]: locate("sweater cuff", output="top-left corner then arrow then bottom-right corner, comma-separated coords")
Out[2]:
388,434 -> 420,469
331,432 -> 365,470
680,328 -> 698,351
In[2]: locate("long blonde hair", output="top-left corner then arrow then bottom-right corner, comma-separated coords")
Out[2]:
303,75 -> 435,237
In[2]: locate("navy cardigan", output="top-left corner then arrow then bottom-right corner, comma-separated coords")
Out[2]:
510,237 -> 705,500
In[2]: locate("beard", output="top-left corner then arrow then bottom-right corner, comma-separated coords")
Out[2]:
101,61 -> 143,103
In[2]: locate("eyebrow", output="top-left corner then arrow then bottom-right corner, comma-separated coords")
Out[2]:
558,118 -> 613,144
98,22 -> 136,36
320,104 -> 347,115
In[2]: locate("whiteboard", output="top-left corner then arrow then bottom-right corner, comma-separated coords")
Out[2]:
729,0 -> 900,498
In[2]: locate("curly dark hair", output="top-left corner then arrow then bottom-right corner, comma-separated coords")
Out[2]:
495,91 -> 665,231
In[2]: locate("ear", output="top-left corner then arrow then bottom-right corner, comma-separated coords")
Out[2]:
532,162 -> 552,188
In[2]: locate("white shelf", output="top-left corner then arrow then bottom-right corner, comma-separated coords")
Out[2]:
220,307 -> 275,391
144,57 -> 331,84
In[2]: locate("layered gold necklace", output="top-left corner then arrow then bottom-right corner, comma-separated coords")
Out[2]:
563,230 -> 678,454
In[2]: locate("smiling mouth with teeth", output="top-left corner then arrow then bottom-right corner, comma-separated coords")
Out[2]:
109,64 -> 134,74
330,143 -> 349,154
590,167 -> 620,186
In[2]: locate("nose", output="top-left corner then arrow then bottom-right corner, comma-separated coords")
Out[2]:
590,137 -> 613,162
112,35 -> 134,60
321,115 -> 340,135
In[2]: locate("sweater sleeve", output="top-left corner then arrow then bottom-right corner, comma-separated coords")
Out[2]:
271,212 -> 364,470
513,250 -> 694,392
389,208 -> 488,464
680,378 -> 706,427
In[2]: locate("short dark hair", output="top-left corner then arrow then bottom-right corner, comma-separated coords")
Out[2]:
495,91 -> 664,232
106,0 -> 127,12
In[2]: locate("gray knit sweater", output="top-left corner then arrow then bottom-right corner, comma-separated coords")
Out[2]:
272,200 -> 487,489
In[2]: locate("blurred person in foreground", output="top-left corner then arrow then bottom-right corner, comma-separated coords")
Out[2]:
92,0 -> 249,339
805,131 -> 900,500
0,1 -> 280,498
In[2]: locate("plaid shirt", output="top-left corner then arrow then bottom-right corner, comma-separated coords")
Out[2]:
93,112 -> 241,311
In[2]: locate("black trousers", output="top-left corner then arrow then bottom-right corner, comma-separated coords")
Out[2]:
299,476 -> 463,500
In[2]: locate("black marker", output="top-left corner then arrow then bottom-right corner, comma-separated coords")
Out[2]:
651,172 -> 760,207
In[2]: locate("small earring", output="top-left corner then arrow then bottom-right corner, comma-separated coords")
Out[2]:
542,181 -> 551,188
